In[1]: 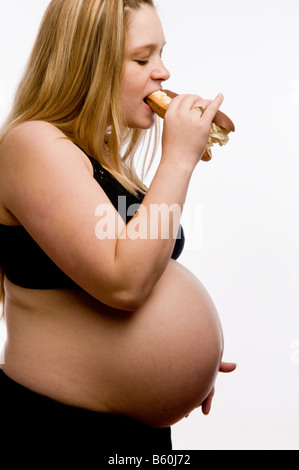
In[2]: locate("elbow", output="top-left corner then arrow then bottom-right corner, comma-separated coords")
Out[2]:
116,289 -> 149,312
89,271 -> 154,312
106,284 -> 151,312
126,278 -> 154,310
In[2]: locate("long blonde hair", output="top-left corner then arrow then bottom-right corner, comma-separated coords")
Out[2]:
0,0 -> 160,312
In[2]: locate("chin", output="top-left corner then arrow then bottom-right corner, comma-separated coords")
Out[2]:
129,117 -> 155,130
125,105 -> 155,130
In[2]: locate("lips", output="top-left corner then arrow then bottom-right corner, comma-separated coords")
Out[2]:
143,100 -> 153,112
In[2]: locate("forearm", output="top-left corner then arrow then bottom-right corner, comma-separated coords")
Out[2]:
114,158 -> 193,303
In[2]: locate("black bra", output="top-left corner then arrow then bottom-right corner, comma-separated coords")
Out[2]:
0,156 -> 185,289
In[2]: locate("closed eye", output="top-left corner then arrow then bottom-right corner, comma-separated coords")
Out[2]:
135,60 -> 149,66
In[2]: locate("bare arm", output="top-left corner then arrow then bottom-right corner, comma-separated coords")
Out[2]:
0,94 -> 223,310
113,93 -> 225,302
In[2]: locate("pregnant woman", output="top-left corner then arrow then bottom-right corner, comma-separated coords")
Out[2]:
0,0 -> 235,459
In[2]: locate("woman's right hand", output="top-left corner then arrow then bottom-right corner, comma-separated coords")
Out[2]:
161,93 -> 224,170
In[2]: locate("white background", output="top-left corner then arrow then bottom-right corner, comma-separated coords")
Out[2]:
1,0 -> 299,450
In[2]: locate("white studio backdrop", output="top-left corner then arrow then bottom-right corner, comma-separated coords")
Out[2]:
0,0 -> 298,450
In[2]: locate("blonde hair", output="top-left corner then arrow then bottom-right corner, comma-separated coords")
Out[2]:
0,0 -> 161,312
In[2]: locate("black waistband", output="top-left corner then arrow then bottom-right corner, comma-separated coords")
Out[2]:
0,369 -> 172,454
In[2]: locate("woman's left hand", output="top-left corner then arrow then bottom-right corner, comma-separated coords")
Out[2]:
201,362 -> 237,415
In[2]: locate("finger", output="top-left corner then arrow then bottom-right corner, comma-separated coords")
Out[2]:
201,388 -> 215,415
170,94 -> 211,114
173,94 -> 203,112
219,362 -> 237,373
192,100 -> 212,116
202,93 -> 224,122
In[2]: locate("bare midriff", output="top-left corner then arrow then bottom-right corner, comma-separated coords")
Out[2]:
2,259 -> 223,427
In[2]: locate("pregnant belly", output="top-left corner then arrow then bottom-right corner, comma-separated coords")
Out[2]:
3,261 -> 224,428
102,260 -> 224,427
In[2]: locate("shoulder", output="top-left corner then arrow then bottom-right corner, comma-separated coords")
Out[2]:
0,120 -> 92,173
1,120 -> 63,153
0,121 -> 94,218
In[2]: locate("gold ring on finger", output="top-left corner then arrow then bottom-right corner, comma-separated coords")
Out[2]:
193,105 -> 206,115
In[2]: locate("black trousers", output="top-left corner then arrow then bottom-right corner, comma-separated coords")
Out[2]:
0,370 -> 172,465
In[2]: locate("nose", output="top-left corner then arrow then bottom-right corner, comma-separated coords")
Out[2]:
151,58 -> 170,82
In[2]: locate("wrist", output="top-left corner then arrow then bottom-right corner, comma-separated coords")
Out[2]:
159,153 -> 195,178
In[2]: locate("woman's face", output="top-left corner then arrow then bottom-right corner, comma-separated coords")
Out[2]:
121,4 -> 170,129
